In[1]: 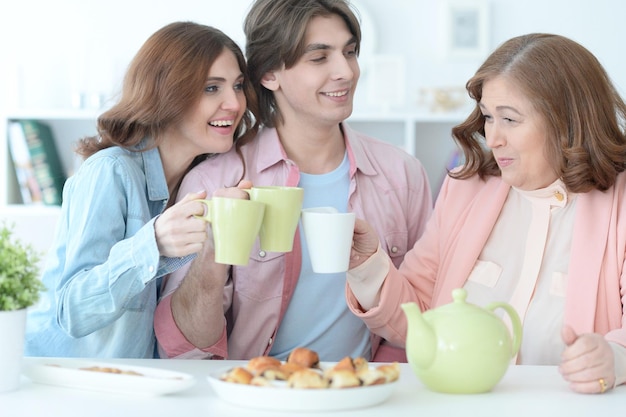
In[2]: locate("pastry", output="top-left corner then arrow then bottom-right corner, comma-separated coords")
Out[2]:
357,368 -> 387,386
326,356 -> 369,373
250,376 -> 272,386
329,356 -> 355,372
326,369 -> 362,388
257,367 -> 287,381
377,362 -> 400,382
220,367 -> 254,384
261,362 -> 307,381
286,347 -> 320,369
353,356 -> 369,372
246,356 -> 282,376
287,369 -> 328,389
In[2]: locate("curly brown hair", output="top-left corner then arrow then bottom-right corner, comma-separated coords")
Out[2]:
451,33 -> 626,192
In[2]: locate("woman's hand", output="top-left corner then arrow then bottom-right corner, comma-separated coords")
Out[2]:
349,218 -> 379,269
154,191 -> 211,258
155,180 -> 254,258
558,325 -> 616,394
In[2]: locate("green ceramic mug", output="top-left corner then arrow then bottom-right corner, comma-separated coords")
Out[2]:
196,197 -> 265,266
245,186 -> 304,252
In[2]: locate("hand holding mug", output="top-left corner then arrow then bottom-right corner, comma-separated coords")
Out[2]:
154,191 -> 210,258
213,180 -> 253,200
349,218 -> 379,270
195,196 -> 265,266
301,207 -> 356,273
245,186 -> 304,252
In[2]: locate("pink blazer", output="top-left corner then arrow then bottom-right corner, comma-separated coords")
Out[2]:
347,172 -> 626,348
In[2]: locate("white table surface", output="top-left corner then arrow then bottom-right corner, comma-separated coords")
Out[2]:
1,357 -> 623,417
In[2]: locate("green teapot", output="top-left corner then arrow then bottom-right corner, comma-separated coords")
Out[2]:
401,288 -> 522,394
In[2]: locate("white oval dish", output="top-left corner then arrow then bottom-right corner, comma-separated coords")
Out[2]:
206,364 -> 398,412
23,358 -> 196,396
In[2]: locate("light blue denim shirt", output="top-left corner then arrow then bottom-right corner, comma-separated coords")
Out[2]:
25,141 -> 193,358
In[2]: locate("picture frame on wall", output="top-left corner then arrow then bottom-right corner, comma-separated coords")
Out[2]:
365,54 -> 406,111
441,0 -> 489,59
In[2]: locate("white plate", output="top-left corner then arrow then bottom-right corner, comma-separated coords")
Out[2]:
23,359 -> 196,396
207,364 -> 398,412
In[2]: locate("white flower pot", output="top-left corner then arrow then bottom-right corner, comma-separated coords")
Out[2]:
0,309 -> 27,393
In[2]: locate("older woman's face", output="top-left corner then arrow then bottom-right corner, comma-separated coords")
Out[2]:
479,76 -> 558,190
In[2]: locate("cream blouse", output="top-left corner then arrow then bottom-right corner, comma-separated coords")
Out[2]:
464,179 -> 573,364
464,179 -> 625,384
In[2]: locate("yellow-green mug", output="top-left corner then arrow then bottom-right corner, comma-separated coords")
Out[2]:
245,186 -> 304,252
196,197 -> 265,266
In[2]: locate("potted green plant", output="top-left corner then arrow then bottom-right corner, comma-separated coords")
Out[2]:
0,222 -> 45,393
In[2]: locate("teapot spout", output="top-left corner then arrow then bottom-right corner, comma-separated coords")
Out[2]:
401,302 -> 436,370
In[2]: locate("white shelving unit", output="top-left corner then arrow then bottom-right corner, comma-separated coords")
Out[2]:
0,110 -> 97,251
0,109 -> 99,205
347,111 -> 464,197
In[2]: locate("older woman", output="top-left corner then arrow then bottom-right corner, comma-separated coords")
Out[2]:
346,33 -> 626,394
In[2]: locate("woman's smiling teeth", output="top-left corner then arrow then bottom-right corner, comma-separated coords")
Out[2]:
209,120 -> 234,127
324,90 -> 348,97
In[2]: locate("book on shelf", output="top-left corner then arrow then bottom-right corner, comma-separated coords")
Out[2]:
7,120 -> 67,206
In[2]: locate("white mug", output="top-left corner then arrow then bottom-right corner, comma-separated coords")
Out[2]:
301,207 -> 356,273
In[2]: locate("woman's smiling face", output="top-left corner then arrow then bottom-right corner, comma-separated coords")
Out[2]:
480,75 -> 558,190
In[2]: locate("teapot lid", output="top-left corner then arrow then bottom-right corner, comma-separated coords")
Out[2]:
452,288 -> 468,303
436,288 -> 485,315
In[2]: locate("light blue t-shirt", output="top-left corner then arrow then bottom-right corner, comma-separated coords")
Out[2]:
269,152 -> 371,361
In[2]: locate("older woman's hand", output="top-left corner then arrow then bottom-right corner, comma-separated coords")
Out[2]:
558,325 -> 615,394
349,218 -> 380,269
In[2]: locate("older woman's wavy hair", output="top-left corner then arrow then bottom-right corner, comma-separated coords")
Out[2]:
76,21 -> 259,166
451,33 -> 626,192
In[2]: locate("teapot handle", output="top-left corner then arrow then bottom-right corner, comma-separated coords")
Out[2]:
485,302 -> 522,357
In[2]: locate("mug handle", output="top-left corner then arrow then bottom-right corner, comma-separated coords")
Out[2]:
194,199 -> 212,222
485,302 -> 523,357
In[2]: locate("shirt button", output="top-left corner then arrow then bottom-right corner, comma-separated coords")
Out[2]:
148,265 -> 155,273
391,246 -> 398,254
268,337 -> 273,346
259,250 -> 266,258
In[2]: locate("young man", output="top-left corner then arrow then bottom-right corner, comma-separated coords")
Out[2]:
154,0 -> 432,362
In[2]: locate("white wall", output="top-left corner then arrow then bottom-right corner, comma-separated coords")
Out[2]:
2,0 -> 625,112
356,0 -> 626,111
0,0 -> 253,110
